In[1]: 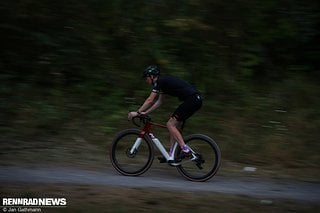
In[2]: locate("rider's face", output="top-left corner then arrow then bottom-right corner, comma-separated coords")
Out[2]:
145,76 -> 152,85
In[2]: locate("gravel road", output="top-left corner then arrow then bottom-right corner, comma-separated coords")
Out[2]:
0,166 -> 319,202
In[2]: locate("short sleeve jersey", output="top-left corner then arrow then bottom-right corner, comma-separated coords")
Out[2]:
152,75 -> 198,101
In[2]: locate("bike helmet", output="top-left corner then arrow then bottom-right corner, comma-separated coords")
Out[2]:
143,65 -> 160,78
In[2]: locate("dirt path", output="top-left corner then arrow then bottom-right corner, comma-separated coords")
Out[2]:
0,166 -> 319,202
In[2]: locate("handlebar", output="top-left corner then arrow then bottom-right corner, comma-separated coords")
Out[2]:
132,114 -> 151,127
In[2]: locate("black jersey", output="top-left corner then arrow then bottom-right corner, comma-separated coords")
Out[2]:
152,75 -> 198,101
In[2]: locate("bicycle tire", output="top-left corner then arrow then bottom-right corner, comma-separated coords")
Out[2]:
176,134 -> 221,182
110,128 -> 154,176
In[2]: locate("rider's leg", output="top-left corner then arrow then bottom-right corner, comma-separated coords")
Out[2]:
167,117 -> 190,153
168,121 -> 184,156
168,94 -> 202,157
169,134 -> 174,156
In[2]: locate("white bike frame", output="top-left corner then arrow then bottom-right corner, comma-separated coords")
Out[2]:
129,133 -> 179,161
128,116 -> 197,164
130,132 -> 196,163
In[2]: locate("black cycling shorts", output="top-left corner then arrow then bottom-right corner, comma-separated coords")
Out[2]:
172,94 -> 202,122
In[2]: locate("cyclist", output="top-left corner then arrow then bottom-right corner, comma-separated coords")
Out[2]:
128,65 -> 202,161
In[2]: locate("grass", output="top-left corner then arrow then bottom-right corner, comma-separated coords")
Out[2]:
1,183 -> 319,213
0,122 -> 319,213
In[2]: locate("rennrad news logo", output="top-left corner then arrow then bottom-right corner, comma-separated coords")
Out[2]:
3,198 -> 67,206
2,197 -> 67,212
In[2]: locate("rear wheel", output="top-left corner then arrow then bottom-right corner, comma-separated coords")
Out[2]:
110,129 -> 154,176
176,134 -> 221,182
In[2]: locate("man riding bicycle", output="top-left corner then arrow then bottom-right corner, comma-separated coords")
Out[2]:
128,65 -> 202,161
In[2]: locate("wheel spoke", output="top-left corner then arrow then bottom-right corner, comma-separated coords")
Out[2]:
110,129 -> 154,176
176,134 -> 221,181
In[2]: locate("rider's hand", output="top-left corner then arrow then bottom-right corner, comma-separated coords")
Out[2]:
128,111 -> 139,120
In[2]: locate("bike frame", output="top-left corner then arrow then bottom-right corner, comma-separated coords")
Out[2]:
129,119 -> 179,162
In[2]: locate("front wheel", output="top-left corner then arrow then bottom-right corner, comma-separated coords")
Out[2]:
176,134 -> 221,182
110,129 -> 154,176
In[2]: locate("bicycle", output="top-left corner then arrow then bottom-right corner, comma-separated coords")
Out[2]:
110,114 -> 221,182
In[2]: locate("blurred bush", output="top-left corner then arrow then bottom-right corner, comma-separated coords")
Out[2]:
0,0 -> 319,167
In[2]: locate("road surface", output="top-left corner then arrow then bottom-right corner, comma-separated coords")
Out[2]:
0,166 -> 319,202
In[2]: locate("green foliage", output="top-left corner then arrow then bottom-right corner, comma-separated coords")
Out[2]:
1,0 -> 319,168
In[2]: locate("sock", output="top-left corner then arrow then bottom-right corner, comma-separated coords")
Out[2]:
182,145 -> 190,153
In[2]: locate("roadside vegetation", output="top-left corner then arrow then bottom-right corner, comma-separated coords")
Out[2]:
1,184 -> 319,213
1,0 -> 319,179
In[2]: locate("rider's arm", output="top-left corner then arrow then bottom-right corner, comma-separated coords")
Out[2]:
138,92 -> 158,113
128,92 -> 158,120
144,93 -> 164,114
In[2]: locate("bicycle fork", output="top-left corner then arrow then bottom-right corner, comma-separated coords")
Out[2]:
128,137 -> 142,157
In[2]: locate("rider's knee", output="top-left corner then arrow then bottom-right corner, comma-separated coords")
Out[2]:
166,119 -> 175,130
